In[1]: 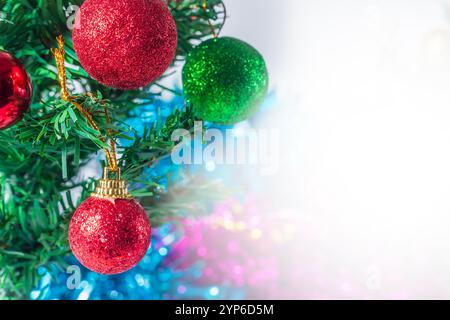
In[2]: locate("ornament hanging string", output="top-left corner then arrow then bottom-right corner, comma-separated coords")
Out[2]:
202,1 -> 217,38
51,35 -> 118,171
201,0 -> 227,38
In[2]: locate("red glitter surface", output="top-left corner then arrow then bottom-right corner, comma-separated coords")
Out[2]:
72,0 -> 178,90
0,51 -> 32,129
69,197 -> 151,275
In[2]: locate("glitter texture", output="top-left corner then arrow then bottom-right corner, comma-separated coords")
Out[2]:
0,51 -> 32,129
69,197 -> 151,275
182,37 -> 269,124
72,0 -> 178,90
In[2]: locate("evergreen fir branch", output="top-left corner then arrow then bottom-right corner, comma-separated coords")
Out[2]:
0,0 -> 228,299
120,104 -> 198,181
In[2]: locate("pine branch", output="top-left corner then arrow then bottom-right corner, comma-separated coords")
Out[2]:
0,0 -> 227,299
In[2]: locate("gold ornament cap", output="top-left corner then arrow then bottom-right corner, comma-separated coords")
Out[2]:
92,167 -> 133,200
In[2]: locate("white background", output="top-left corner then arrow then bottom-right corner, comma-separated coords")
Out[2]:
222,0 -> 450,299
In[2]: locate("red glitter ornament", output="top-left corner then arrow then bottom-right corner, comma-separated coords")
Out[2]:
0,51 -> 32,129
72,0 -> 178,90
69,197 -> 151,274
69,171 -> 151,274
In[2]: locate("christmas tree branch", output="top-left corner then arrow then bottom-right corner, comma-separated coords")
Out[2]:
0,0 -> 227,299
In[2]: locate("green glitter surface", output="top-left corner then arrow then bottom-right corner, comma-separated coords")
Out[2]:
182,37 -> 269,124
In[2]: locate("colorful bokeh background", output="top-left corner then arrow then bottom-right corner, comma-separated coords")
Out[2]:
31,90 -> 302,300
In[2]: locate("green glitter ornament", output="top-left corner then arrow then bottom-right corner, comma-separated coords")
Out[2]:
182,37 -> 269,124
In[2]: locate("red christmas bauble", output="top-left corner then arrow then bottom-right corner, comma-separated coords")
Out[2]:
0,51 -> 32,129
72,0 -> 178,90
69,197 -> 151,274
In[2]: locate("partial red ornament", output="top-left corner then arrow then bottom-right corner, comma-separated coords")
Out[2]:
72,0 -> 178,90
69,169 -> 151,274
0,51 -> 32,129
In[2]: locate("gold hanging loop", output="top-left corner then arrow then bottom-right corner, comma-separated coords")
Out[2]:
51,35 -> 118,172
